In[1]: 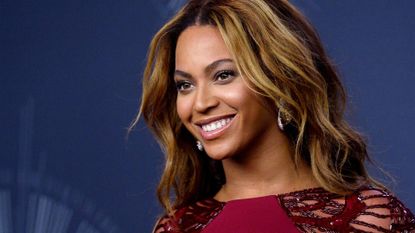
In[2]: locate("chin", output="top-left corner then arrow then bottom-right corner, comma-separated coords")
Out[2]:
206,152 -> 230,161
204,144 -> 236,161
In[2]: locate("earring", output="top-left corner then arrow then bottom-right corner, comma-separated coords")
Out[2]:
196,141 -> 203,151
278,109 -> 285,131
278,101 -> 292,131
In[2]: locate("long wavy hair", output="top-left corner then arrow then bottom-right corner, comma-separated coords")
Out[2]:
131,0 -> 381,213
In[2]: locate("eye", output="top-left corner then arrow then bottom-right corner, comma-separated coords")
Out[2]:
175,80 -> 193,92
215,70 -> 236,82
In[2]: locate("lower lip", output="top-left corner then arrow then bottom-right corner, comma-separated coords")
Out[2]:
198,115 -> 236,141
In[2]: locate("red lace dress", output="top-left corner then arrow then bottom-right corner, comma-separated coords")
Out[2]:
154,186 -> 415,233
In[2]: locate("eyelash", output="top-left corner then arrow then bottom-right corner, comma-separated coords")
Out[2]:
175,81 -> 193,92
215,70 -> 236,82
175,69 -> 237,92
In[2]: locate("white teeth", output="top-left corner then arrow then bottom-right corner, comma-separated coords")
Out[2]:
212,124 -> 217,130
201,117 -> 233,132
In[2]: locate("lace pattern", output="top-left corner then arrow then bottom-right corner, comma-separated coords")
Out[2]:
154,187 -> 415,233
154,199 -> 224,233
278,187 -> 415,232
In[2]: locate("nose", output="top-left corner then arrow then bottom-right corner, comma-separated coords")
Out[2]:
193,84 -> 219,113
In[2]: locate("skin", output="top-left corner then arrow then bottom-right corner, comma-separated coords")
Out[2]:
174,25 -> 318,201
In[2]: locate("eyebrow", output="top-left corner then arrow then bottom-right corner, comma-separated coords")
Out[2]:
174,58 -> 234,79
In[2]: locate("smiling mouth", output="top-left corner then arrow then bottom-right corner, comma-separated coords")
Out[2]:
201,117 -> 233,132
196,115 -> 236,140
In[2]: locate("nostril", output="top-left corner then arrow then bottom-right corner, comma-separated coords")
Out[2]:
194,93 -> 219,113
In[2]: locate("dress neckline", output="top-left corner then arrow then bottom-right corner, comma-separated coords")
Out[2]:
210,186 -> 327,204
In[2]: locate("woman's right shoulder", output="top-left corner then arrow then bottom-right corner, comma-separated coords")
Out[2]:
152,215 -> 178,233
152,198 -> 225,233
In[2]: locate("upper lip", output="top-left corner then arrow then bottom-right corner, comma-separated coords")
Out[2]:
193,114 -> 236,126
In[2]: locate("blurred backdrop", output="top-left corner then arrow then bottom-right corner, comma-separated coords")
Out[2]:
1,0 -> 414,232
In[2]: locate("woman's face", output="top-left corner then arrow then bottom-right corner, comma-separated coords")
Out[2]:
174,25 -> 281,160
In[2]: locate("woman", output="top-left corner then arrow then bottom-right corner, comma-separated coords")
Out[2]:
131,0 -> 415,232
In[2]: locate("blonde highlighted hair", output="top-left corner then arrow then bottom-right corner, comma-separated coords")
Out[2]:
131,0 -> 381,213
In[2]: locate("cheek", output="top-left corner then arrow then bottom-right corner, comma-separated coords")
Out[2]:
223,83 -> 273,123
176,95 -> 193,123
220,83 -> 254,109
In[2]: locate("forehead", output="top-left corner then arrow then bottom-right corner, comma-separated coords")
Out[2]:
175,25 -> 233,69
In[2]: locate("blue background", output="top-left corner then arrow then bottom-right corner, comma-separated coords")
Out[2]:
1,0 -> 414,232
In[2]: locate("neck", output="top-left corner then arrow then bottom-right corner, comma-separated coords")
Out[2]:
214,132 -> 318,202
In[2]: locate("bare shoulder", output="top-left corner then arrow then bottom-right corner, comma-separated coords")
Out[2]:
351,186 -> 415,232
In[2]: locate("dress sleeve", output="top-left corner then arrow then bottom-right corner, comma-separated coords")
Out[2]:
152,215 -> 179,233
151,199 -> 224,233
351,189 -> 415,232
389,196 -> 415,232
